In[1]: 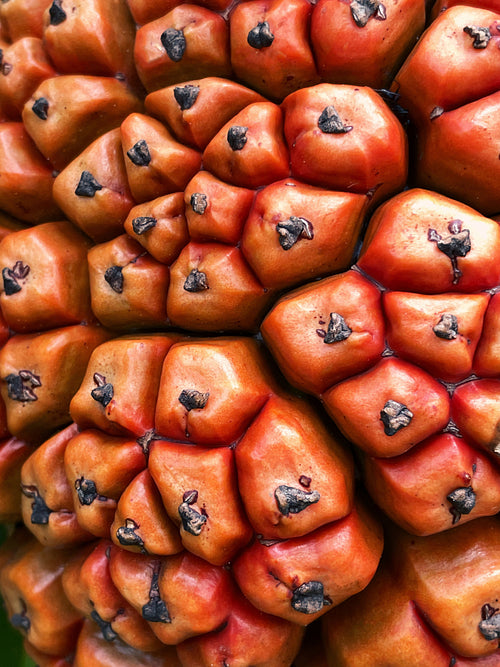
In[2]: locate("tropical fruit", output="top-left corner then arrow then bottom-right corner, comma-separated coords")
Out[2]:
0,0 -> 498,665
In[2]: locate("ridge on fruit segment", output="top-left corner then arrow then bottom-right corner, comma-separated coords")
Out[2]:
0,0 -> 499,665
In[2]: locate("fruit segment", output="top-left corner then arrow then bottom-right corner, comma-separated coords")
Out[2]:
134,5 -> 231,92
154,337 -> 275,445
108,546 -> 236,645
383,291 -> 490,382
362,433 -> 500,535
22,75 -> 142,170
120,112 -> 201,203
149,442 -> 253,565
20,423 -> 93,548
261,269 -> 386,394
69,334 -> 179,438
0,221 -> 93,333
110,469 -> 182,556
42,0 -> 139,90
323,357 -> 451,458
234,394 -> 354,540
64,430 -> 146,537
241,180 -> 368,290
62,539 -> 164,652
230,0 -> 319,101
124,192 -> 189,264
233,501 -> 383,625
282,83 -> 408,204
88,235 -> 170,330
0,324 -> 111,443
0,530 -> 83,657
52,129 -> 135,243
311,0 -> 426,88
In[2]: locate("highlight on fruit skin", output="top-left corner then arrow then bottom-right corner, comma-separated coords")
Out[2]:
0,0 -> 499,665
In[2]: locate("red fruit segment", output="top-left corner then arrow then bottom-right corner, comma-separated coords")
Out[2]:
390,517 -> 500,658
311,0 -> 426,89
0,0 -> 50,41
415,91 -> 500,216
154,338 -> 275,446
358,188 -> 500,293
363,433 -> 500,535
111,469 -> 183,557
282,83 -> 408,204
64,430 -> 146,538
0,221 -> 93,333
0,324 -> 111,444
0,122 -> 61,223
22,75 -> 142,170
149,442 -> 253,565
87,235 -> 170,330
392,5 -> 500,126
166,242 -> 271,332
0,534 -> 82,656
184,171 -> 254,245
322,561 -> 453,666
120,112 -> 201,203
20,423 -> 93,548
474,293 -> 500,377
241,179 -> 368,290
0,436 -> 34,522
52,129 -> 135,243
23,640 -> 74,667
229,0 -> 319,101
261,270 -> 386,395
234,394 -> 354,540
62,540 -> 163,652
42,0 -> 139,90
0,37 -> 56,118
134,5 -> 231,92
145,77 -> 266,150
451,379 -> 500,459
176,588 -> 305,666
108,547 -> 236,645
124,192 -> 189,265
322,357 -> 451,458
70,334 -> 180,438
202,101 -> 290,188
73,619 -> 181,667
383,291 -> 490,383
233,501 -> 383,625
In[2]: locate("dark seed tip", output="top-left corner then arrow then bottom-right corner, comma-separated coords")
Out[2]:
49,0 -> 66,26
32,97 -> 49,120
161,28 -> 186,62
173,84 -> 200,110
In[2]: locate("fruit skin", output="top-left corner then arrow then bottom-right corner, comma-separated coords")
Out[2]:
0,529 -> 83,657
415,91 -> 500,215
282,83 -> 408,205
0,0 -> 496,664
229,0 -> 320,101
232,501 -> 383,625
311,0 -> 426,89
322,516 -> 500,664
20,423 -> 94,548
0,221 -> 94,333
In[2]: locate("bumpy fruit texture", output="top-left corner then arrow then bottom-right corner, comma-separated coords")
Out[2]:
322,517 -> 500,665
263,188 -> 500,537
6,335 -> 382,664
0,0 -> 499,665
